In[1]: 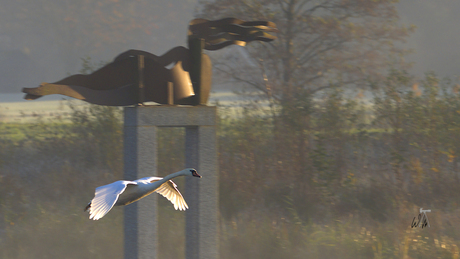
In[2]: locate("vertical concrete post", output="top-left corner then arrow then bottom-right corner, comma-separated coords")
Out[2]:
185,127 -> 199,258
123,106 -> 218,259
124,108 -> 159,259
185,125 -> 219,259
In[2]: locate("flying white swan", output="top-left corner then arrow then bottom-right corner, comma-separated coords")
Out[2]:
85,168 -> 201,220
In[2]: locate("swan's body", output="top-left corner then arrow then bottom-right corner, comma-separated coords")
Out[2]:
85,168 -> 201,220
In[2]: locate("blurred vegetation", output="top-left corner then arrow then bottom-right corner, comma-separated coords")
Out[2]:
2,1 -> 458,257
1,70 -> 460,258
217,70 -> 460,259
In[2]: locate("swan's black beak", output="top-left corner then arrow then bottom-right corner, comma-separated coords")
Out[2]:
191,169 -> 202,178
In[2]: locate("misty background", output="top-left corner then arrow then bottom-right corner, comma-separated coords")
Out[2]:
2,1 -> 460,258
0,0 -> 458,95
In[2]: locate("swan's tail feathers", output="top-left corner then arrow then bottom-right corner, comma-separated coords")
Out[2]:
84,201 -> 91,212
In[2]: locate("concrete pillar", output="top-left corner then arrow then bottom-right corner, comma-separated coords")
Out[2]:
123,106 -> 218,259
185,126 -> 219,259
123,110 -> 159,259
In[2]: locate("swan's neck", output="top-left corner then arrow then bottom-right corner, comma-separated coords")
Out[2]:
164,170 -> 185,181
154,170 -> 186,186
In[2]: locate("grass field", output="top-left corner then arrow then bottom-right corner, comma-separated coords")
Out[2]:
2,88 -> 460,258
0,90 -> 247,123
0,100 -> 76,123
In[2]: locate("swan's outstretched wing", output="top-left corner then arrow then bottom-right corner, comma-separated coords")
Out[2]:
89,180 -> 136,220
153,180 -> 189,211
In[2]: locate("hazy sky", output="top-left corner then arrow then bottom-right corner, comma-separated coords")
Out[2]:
0,0 -> 199,93
0,0 -> 458,94
396,0 -> 460,78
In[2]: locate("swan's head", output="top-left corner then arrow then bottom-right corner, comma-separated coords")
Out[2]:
186,168 -> 201,178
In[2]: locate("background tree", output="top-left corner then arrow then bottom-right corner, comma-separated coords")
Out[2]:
198,0 -> 413,101
198,0 -> 415,224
